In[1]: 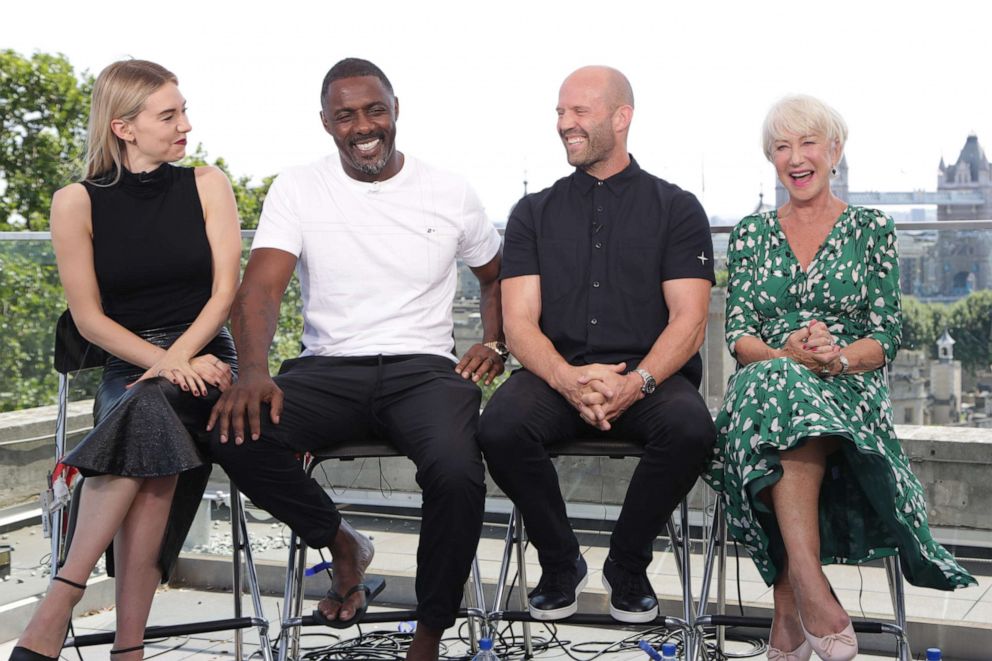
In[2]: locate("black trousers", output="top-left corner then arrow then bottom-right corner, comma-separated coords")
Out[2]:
479,368 -> 715,574
209,354 -> 485,630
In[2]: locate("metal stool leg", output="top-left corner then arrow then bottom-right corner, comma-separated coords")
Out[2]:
680,500 -> 698,660
278,528 -> 307,661
232,486 -> 274,661
884,555 -> 911,661
491,507 -> 534,656
715,503 -> 727,653
513,508 -> 533,657
465,554 -> 488,652
49,372 -> 71,580
693,499 -> 733,659
666,500 -> 698,659
231,489 -> 245,661
492,510 -> 516,614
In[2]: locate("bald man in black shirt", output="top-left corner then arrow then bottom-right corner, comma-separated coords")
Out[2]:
479,66 -> 716,624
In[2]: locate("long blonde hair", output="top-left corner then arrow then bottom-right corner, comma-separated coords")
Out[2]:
85,60 -> 177,184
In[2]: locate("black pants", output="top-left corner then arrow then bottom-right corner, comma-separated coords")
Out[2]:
479,368 -> 715,574
209,354 -> 485,630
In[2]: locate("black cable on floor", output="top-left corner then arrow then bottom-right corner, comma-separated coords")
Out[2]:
696,626 -> 766,659
283,616 -> 772,661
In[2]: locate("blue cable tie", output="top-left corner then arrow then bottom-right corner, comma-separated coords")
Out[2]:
305,560 -> 334,577
638,640 -> 662,660
397,621 -> 416,633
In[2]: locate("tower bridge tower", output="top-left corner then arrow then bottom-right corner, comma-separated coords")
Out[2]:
937,133 -> 992,221
937,134 -> 992,296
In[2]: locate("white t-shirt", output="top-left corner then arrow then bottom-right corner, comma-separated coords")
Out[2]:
252,154 -> 502,361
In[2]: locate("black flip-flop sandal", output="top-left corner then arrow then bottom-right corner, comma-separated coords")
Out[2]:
311,575 -> 386,629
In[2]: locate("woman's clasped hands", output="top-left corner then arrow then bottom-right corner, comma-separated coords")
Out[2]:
782,319 -> 840,373
130,349 -> 233,396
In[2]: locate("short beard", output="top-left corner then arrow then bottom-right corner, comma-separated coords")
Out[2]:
354,156 -> 389,176
562,130 -> 610,170
566,145 -> 606,170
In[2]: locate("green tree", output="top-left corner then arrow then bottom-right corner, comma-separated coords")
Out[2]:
901,295 -> 943,354
179,144 -> 273,228
178,145 -> 296,372
0,52 -> 283,411
946,289 -> 992,374
0,50 -> 92,230
0,241 -> 65,410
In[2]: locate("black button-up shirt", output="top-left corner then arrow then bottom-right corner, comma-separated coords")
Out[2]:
501,156 -> 714,386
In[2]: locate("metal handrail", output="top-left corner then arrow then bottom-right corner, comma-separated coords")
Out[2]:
5,219 -> 992,241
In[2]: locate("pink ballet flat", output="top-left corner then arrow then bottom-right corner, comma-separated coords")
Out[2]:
767,638 -> 813,660
798,617 -> 857,661
767,611 -> 814,660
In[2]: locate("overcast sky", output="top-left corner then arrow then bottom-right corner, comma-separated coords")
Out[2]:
4,0 -> 990,221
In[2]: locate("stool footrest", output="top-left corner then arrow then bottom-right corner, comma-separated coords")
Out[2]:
66,617 -> 267,647
494,610 -> 686,629
297,607 -> 481,628
697,614 -> 900,636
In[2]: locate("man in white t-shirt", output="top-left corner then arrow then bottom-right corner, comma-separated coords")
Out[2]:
208,58 -> 505,661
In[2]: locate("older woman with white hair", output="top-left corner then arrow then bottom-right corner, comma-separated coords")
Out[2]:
706,95 -> 974,661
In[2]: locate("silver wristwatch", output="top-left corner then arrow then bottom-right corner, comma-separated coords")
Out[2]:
634,368 -> 656,394
821,354 -> 849,377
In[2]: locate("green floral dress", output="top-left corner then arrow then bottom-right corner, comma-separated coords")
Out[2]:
705,206 -> 975,590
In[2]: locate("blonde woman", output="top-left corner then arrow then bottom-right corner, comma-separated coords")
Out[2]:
706,95 -> 975,661
10,60 -> 240,661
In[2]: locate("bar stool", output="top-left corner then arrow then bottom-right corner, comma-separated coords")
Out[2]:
694,497 -> 910,661
50,311 -> 273,661
695,367 -> 911,660
276,438 -> 489,661
489,437 -> 700,659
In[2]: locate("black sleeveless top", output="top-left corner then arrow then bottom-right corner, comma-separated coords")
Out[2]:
84,164 -> 212,331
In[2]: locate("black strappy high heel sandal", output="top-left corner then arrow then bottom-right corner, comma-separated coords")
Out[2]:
9,576 -> 87,661
110,644 -> 144,656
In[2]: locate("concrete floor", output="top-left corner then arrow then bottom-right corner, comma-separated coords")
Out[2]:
0,586 -> 908,660
1,495 -> 987,659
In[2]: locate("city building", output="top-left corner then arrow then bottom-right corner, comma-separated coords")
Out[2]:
936,134 -> 992,297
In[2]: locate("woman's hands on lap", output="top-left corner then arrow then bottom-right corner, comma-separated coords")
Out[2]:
781,320 -> 840,372
190,354 -> 233,392
132,349 -> 209,396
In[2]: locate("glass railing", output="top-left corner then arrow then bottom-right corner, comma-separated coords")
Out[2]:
5,223 -> 992,419
1,225 -> 990,641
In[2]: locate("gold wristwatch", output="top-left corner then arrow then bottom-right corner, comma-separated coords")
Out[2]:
484,341 -> 510,361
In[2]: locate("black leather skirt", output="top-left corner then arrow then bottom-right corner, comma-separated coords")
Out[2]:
62,325 -> 236,580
